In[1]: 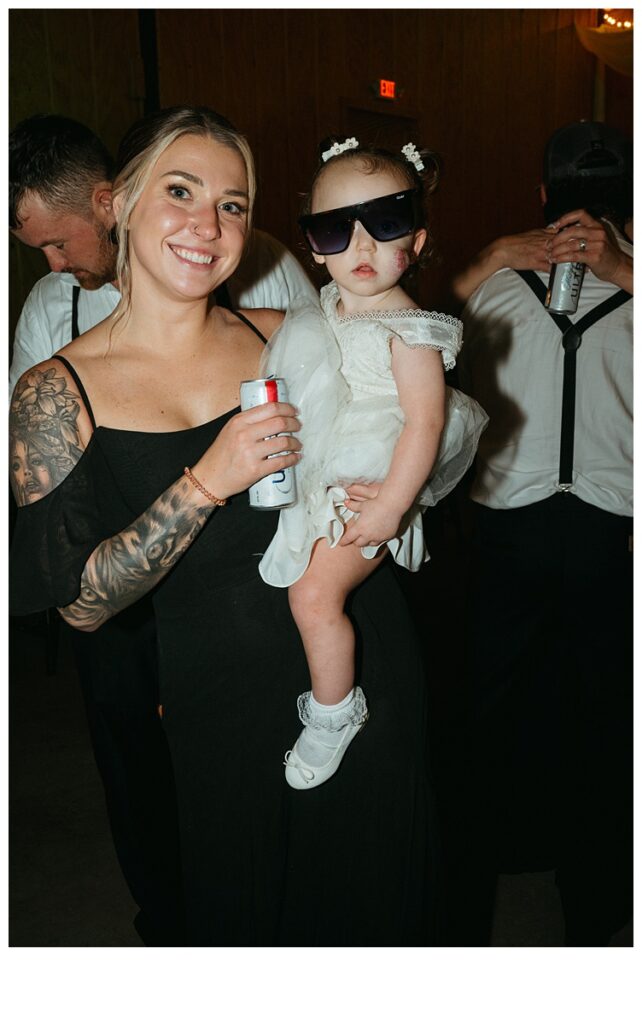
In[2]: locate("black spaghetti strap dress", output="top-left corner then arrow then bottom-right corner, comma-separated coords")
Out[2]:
10,316 -> 439,946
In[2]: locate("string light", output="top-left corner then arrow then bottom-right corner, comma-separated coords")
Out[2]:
602,9 -> 634,28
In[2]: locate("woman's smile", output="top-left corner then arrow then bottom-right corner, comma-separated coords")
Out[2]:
168,244 -> 219,267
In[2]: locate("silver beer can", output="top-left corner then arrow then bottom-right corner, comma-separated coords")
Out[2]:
545,261 -> 585,314
240,377 -> 297,510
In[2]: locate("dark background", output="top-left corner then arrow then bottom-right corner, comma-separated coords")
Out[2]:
9,8 -> 632,342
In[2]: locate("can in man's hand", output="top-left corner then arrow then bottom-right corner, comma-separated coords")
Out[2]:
545,260 -> 585,314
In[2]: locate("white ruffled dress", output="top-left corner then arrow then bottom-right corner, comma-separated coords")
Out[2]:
258,281 -> 488,587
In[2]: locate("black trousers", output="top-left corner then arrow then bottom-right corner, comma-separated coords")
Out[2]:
465,494 -> 633,942
69,599 -> 183,944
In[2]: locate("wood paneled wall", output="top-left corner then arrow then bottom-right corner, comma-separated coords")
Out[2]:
156,8 -> 604,311
10,8 -> 632,346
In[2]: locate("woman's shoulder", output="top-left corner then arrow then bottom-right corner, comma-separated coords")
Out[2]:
60,316 -> 111,359
233,306 -> 285,341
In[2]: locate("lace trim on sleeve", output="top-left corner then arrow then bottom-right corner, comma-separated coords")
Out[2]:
336,308 -> 461,329
347,311 -> 463,370
319,281 -> 463,369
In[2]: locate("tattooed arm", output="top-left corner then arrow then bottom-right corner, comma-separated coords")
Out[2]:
61,475 -> 218,631
10,360 -> 301,632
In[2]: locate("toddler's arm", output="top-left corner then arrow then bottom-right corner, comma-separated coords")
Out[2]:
340,342 -> 445,548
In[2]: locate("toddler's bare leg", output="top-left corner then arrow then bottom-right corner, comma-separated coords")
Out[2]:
284,540 -> 386,789
288,539 -> 386,705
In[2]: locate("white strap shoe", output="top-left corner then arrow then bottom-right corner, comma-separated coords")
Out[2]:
284,688 -> 368,790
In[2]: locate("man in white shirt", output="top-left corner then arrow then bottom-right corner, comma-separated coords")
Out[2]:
9,113 -> 316,945
457,121 -> 633,946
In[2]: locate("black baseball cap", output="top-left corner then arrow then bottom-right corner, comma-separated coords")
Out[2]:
543,120 -> 631,184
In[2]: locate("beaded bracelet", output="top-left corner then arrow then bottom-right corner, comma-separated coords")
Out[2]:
183,466 -> 228,506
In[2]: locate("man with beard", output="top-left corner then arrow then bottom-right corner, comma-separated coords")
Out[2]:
10,115 -> 119,390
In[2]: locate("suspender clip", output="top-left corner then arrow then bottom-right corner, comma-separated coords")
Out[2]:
561,325 -> 582,352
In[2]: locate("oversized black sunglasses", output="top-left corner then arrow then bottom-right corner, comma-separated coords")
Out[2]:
299,188 -> 421,256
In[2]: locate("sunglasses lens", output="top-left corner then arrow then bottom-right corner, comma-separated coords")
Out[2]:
362,193 -> 415,242
300,190 -> 419,254
303,212 -> 353,255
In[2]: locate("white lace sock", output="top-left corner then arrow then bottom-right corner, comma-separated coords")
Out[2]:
296,689 -> 365,768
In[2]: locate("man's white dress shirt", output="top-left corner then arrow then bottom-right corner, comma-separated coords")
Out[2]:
460,231 -> 632,517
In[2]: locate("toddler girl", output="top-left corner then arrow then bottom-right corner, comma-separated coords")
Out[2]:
259,137 -> 487,789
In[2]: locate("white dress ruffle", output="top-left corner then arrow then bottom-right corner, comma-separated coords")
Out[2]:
258,282 -> 488,587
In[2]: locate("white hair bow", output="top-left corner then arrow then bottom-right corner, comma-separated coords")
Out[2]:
321,137 -> 359,162
401,143 -> 424,172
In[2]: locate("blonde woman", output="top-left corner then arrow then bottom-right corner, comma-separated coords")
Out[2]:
10,107 -> 437,945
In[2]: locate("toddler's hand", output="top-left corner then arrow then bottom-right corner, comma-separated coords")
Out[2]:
339,495 -> 402,548
343,482 -> 380,507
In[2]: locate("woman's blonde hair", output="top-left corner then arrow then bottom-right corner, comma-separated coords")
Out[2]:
111,106 -> 256,332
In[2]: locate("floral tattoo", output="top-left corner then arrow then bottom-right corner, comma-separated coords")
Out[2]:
10,366 -> 83,505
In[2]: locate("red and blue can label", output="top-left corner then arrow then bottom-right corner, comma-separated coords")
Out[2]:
240,377 -> 298,510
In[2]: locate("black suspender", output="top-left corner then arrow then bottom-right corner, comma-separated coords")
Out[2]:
516,270 -> 631,490
71,285 -> 81,340
558,323 -> 582,488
